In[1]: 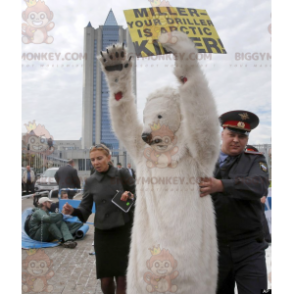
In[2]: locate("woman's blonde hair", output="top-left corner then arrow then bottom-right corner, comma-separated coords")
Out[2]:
89,144 -> 110,157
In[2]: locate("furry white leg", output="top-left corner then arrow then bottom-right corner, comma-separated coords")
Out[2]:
159,31 -> 220,177
98,44 -> 144,160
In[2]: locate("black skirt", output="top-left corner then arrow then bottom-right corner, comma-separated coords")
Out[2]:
94,220 -> 133,279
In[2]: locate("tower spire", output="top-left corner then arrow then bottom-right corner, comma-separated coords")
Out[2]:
104,9 -> 118,26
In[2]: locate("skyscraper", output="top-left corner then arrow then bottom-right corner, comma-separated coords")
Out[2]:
82,9 -> 136,149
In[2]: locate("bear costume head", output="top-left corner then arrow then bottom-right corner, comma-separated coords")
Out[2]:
142,87 -> 182,146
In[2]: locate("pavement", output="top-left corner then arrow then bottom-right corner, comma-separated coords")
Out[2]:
22,195 -> 272,294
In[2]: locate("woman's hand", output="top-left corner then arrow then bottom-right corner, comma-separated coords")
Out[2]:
62,203 -> 74,215
120,191 -> 134,201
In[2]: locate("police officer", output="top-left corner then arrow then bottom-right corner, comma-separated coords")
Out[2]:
199,110 -> 269,294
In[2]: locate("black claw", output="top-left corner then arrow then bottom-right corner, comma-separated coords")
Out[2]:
105,64 -> 123,72
110,55 -> 113,60
113,44 -> 115,48
129,56 -> 132,61
124,63 -> 129,68
121,51 -> 125,58
122,43 -> 124,48
115,52 -> 119,58
100,51 -> 104,58
107,49 -> 109,54
103,59 -> 106,62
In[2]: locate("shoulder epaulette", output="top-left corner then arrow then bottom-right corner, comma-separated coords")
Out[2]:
244,150 -> 264,155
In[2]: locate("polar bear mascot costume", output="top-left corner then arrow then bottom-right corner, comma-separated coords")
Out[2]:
99,31 -> 219,294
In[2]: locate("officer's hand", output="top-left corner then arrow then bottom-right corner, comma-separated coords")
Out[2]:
260,196 -> 267,204
62,203 -> 74,215
199,177 -> 224,197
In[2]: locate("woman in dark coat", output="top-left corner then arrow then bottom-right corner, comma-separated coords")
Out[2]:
62,144 -> 135,294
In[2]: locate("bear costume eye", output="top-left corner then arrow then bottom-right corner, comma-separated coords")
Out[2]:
155,262 -> 160,268
40,13 -> 45,20
165,262 -> 170,268
158,115 -> 162,119
30,14 -> 35,20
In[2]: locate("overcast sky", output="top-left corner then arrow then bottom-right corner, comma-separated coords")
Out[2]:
21,0 -> 271,144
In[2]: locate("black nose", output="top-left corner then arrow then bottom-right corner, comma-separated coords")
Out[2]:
141,133 -> 152,144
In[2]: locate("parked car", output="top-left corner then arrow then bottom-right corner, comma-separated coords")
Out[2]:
34,167 -> 59,197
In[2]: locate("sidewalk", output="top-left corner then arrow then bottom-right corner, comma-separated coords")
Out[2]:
22,213 -> 103,294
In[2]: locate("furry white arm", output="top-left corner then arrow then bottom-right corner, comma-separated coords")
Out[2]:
98,44 -> 144,161
159,32 -> 220,176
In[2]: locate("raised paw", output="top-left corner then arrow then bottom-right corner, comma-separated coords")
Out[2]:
159,32 -> 178,45
99,43 -> 132,72
159,31 -> 196,54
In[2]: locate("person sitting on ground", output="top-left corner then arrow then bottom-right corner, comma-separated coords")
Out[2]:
27,197 -> 77,248
47,192 -> 84,238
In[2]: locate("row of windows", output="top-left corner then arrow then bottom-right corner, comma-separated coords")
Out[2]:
78,159 -> 92,171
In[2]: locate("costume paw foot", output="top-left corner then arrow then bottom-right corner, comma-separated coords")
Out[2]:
99,44 -> 132,72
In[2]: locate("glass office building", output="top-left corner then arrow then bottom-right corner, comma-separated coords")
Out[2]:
101,12 -> 120,150
82,10 -> 136,150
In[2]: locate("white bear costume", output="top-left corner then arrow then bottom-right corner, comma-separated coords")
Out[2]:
99,31 -> 219,294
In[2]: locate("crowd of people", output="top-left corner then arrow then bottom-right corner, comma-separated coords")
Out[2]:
24,109 -> 271,294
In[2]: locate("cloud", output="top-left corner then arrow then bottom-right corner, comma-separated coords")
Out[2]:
22,0 -> 271,143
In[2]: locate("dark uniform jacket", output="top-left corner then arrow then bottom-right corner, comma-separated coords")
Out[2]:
211,151 -> 269,244
72,165 -> 135,230
54,164 -> 81,190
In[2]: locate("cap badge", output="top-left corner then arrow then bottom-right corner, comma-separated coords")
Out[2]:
239,113 -> 250,120
237,121 -> 245,128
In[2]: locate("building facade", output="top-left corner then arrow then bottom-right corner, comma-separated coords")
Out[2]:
82,9 -> 136,149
